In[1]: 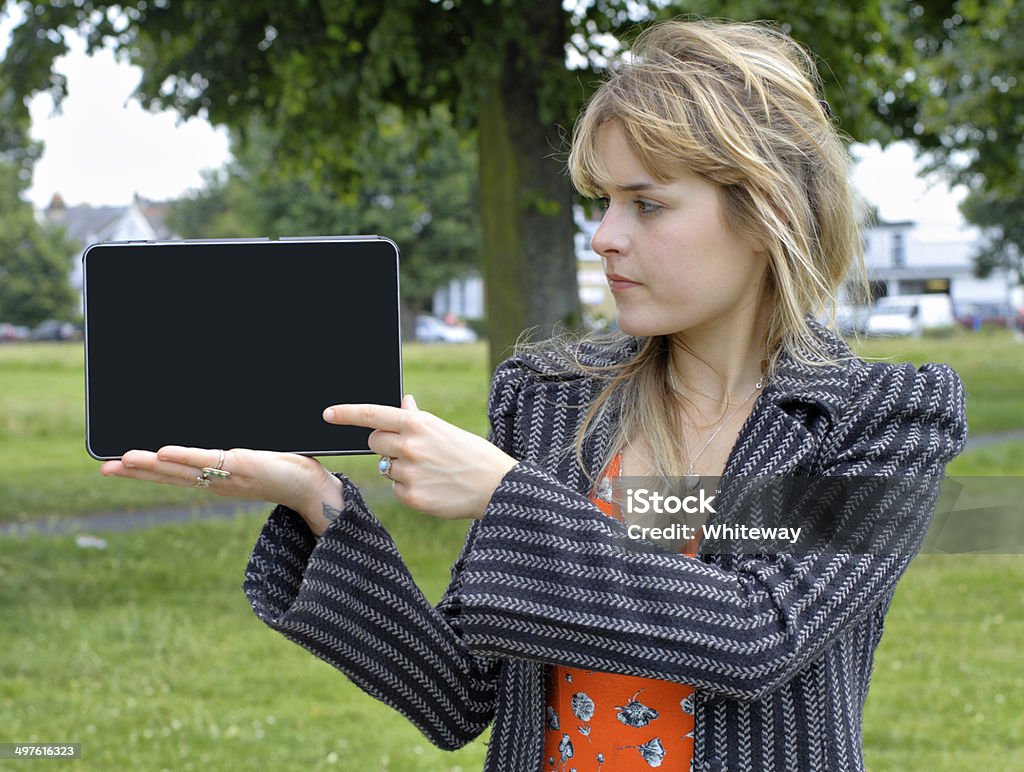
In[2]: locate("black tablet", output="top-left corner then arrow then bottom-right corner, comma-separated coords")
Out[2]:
83,236 -> 402,460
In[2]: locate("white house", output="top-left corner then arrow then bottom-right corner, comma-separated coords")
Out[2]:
43,193 -> 178,311
575,205 -> 615,320
432,272 -> 485,321
861,220 -> 1021,311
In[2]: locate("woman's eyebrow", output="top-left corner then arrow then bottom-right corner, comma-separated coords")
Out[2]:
613,181 -> 665,192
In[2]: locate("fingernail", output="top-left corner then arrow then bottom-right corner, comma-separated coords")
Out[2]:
323,408 -> 335,422
124,462 -> 135,468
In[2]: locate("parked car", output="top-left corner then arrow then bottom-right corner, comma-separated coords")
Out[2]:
0,323 -> 30,342
866,294 -> 954,337
955,302 -> 1021,330
414,315 -> 478,343
29,319 -> 80,341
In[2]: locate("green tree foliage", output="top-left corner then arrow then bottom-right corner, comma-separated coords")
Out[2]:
960,191 -> 1023,283
2,0 -> 940,364
167,108 -> 480,319
907,0 -> 1024,280
0,160 -> 78,326
0,50 -> 77,327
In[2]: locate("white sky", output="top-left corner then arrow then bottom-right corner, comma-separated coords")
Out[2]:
2,7 -> 969,235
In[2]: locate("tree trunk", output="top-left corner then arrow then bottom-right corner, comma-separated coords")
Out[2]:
477,2 -> 581,373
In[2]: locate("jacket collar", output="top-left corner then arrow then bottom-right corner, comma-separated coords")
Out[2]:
717,320 -> 853,481
520,322 -> 855,493
515,320 -> 854,426
761,319 -> 853,426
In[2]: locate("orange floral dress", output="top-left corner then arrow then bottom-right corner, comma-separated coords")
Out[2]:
543,453 -> 698,771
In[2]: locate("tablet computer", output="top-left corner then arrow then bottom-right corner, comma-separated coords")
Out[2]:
83,236 -> 402,460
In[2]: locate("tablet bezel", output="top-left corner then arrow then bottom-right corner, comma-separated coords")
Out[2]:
83,235 -> 403,460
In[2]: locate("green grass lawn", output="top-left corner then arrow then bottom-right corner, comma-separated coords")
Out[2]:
0,507 -> 489,771
864,553 -> 1024,771
1,330 -> 1022,520
1,332 -> 1023,769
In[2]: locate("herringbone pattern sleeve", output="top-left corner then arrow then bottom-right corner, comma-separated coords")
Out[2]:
243,477 -> 500,750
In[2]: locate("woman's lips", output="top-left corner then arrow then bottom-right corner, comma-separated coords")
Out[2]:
607,274 -> 641,291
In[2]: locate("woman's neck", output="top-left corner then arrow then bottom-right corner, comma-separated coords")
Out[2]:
666,317 -> 768,409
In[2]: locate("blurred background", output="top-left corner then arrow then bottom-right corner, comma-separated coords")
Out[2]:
1,1 -> 1021,769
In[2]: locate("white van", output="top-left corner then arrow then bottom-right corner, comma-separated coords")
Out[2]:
866,294 -> 954,336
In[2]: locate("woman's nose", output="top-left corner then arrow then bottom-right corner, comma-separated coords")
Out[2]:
590,208 -> 629,257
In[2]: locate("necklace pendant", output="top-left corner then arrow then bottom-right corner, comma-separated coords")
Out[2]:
684,473 -> 701,491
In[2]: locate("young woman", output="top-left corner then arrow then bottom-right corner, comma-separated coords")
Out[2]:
103,20 -> 966,771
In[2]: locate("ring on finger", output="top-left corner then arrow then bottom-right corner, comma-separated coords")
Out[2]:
378,456 -> 394,481
202,449 -> 231,480
194,471 -> 212,489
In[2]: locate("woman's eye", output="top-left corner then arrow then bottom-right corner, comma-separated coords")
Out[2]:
636,200 -> 662,216
593,197 -> 661,216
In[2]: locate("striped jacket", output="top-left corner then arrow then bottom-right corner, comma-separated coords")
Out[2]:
244,326 -> 966,771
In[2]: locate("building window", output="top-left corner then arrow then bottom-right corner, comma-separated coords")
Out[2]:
892,233 -> 905,268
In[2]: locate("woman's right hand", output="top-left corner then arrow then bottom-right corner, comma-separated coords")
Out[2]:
100,446 -> 343,536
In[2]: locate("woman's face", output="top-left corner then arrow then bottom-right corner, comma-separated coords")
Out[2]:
590,121 -> 769,340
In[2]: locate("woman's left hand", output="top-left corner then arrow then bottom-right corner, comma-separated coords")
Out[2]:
324,395 -> 517,520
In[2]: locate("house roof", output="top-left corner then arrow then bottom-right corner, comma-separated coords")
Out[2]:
44,194 -> 178,246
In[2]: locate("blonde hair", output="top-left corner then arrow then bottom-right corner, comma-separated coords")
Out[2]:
553,19 -> 867,480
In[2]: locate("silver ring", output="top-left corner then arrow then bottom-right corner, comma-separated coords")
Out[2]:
378,456 -> 394,481
202,449 -> 231,480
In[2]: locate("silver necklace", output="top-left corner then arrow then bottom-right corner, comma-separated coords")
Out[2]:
670,370 -> 764,490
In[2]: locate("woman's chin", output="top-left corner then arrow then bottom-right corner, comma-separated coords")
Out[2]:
615,314 -> 675,338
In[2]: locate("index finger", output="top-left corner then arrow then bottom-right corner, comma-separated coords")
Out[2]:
324,404 -> 407,432
154,445 -> 222,468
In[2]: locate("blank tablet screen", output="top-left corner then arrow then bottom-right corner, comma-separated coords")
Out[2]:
83,237 -> 402,459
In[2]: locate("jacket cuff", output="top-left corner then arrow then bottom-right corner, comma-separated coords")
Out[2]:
242,472 -> 369,626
